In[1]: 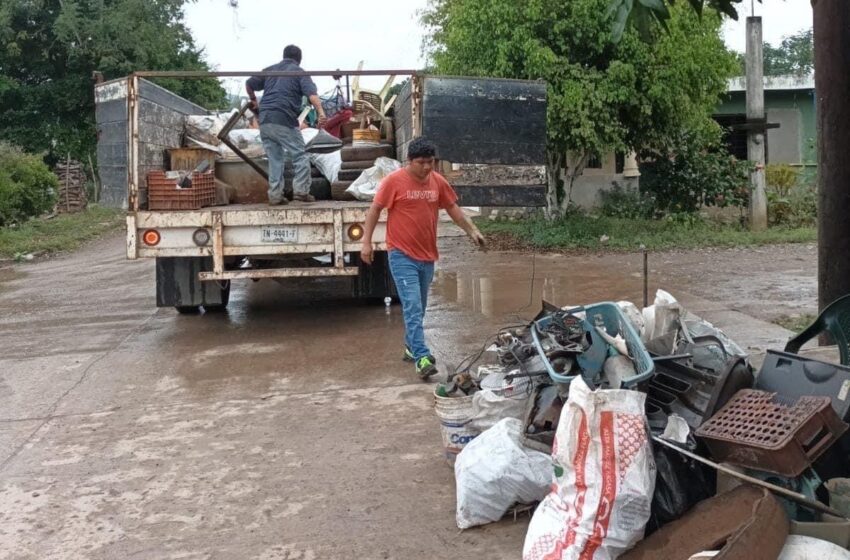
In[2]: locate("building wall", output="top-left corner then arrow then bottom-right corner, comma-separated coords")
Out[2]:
715,89 -> 817,165
568,152 -> 636,210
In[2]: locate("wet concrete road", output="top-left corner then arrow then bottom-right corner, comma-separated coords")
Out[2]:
0,233 -> 817,559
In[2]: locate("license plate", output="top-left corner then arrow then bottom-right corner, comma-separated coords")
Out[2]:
260,226 -> 298,243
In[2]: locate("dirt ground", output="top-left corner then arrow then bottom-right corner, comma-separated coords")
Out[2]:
0,231 -> 817,559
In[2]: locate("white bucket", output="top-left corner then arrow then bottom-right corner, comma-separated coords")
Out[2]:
434,391 -> 476,466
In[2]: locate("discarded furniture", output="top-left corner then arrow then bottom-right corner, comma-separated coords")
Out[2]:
785,294 -> 850,365
621,485 -> 789,560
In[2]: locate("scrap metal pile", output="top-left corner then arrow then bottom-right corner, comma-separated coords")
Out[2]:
435,291 -> 850,559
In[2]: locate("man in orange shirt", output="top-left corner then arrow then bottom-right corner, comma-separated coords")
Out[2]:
360,138 -> 485,379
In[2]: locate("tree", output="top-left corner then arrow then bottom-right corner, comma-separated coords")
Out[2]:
422,0 -> 737,218
610,0 -> 850,313
764,28 -> 813,76
0,0 -> 226,163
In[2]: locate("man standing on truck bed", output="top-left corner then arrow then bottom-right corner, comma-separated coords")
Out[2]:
360,138 -> 486,379
246,44 -> 327,205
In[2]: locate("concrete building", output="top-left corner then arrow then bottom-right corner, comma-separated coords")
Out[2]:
714,74 -> 817,168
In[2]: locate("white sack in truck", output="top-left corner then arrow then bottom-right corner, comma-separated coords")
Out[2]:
523,377 -> 655,560
345,157 -> 402,201
301,128 -> 341,183
185,111 -> 250,146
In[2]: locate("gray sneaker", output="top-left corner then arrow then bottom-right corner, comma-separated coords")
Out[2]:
268,197 -> 289,206
292,193 -> 315,203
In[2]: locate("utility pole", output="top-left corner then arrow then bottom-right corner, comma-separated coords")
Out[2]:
746,16 -> 768,231
814,0 -> 850,312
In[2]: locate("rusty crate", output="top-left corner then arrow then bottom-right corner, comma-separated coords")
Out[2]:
696,389 -> 848,477
147,170 -> 216,210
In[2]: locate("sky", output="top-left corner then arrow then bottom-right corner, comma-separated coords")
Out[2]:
183,0 -> 814,97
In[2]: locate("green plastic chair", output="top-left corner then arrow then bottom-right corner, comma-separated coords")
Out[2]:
784,294 -> 850,365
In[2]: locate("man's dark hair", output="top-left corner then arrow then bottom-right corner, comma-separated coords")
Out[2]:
407,137 -> 437,160
283,45 -> 302,64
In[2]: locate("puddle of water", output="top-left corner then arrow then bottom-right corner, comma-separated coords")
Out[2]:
431,256 -> 646,318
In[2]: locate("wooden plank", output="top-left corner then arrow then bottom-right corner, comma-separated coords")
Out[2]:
454,184 -> 547,207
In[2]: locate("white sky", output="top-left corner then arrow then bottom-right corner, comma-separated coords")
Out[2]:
184,0 -> 814,97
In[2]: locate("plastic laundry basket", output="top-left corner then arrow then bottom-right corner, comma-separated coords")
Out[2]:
531,302 -> 654,387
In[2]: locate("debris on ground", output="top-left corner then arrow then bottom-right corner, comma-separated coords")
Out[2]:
431,290 -> 850,558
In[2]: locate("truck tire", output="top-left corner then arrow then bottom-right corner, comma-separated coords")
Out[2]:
310,177 -> 332,200
340,159 -> 377,171
340,144 -> 394,162
331,181 -> 356,201
176,306 -> 201,314
337,168 -> 364,182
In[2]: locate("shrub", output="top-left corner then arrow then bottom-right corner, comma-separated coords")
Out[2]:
764,163 -> 817,227
599,184 -> 657,219
0,142 -> 57,226
639,143 -> 751,214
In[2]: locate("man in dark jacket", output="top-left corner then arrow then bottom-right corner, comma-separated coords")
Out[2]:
246,45 -> 327,205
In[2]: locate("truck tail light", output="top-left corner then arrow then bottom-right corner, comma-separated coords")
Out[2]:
347,223 -> 364,241
192,228 -> 211,246
142,229 -> 161,246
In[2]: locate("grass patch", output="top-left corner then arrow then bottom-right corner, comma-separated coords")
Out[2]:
774,313 -> 816,333
0,205 -> 124,260
477,214 -> 816,253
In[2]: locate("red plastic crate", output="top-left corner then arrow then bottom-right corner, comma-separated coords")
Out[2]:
696,389 -> 848,477
147,170 -> 216,210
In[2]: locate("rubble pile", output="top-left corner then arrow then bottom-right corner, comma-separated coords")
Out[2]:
434,290 -> 850,559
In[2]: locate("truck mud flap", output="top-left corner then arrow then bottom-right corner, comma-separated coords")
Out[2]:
156,257 -> 228,308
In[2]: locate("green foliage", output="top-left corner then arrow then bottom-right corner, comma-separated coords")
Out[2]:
639,139 -> 751,214
422,0 -> 737,214
766,166 -> 817,228
0,204 -> 123,258
608,0 -> 752,42
0,142 -> 58,227
477,214 -> 816,252
0,0 -> 226,163
599,184 -> 657,219
765,164 -> 800,195
764,29 -> 813,77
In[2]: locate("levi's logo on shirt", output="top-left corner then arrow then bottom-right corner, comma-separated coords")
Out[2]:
405,189 -> 439,202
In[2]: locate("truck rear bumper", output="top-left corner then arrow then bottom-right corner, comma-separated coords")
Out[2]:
128,203 -> 387,280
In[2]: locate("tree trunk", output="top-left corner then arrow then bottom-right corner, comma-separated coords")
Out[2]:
814,0 -> 850,312
545,149 -> 563,221
560,151 -> 590,215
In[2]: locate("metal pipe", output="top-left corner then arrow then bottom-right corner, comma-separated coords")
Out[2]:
651,435 -> 848,519
217,103 -> 269,181
134,70 -> 417,79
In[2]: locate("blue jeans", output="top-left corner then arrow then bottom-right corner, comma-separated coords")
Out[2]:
389,250 -> 435,360
259,123 -> 311,202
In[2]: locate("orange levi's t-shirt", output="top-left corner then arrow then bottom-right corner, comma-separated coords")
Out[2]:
373,168 -> 459,262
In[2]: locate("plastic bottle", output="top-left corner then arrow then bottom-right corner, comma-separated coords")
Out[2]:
384,296 -> 392,315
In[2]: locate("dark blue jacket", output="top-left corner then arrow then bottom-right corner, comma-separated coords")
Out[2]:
247,59 -> 317,128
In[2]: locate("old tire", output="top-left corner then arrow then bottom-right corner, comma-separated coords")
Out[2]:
175,306 -> 201,314
331,181 -> 357,201
340,144 -> 394,162
310,177 -> 332,200
340,159 -> 377,171
338,169 -> 364,182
